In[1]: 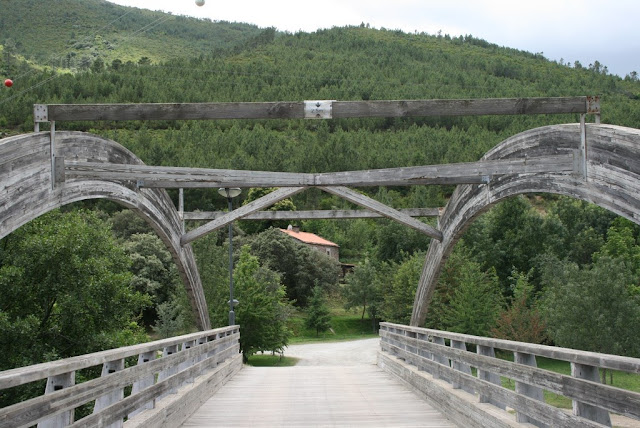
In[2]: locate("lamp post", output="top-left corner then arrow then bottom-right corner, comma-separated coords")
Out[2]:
218,187 -> 241,325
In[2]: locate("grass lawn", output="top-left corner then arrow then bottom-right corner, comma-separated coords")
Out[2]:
287,297 -> 379,344
246,354 -> 299,367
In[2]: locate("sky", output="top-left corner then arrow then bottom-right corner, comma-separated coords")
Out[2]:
106,0 -> 639,78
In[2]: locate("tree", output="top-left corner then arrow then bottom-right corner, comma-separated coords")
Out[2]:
342,257 -> 382,331
541,255 -> 640,382
381,252 -> 425,325
247,228 -> 340,307
305,285 -> 331,336
438,254 -> 503,336
491,270 -> 547,344
0,210 -> 149,371
233,246 -> 291,362
121,233 -> 184,327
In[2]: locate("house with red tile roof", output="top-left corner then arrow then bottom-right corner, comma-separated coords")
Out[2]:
279,225 -> 340,261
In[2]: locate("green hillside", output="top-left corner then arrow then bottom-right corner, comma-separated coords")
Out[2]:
0,0 -> 262,67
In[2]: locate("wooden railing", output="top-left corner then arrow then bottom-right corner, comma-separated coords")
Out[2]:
0,326 -> 241,428
379,322 -> 640,428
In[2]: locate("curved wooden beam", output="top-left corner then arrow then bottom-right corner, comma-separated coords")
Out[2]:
0,131 -> 211,330
410,124 -> 640,326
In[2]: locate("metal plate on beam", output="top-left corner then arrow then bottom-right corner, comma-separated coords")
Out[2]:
34,104 -> 48,122
304,100 -> 333,119
587,96 -> 600,114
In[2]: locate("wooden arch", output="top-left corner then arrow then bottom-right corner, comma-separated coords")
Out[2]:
411,123 -> 640,326
0,131 -> 211,329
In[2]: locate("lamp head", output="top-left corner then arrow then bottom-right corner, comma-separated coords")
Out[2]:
218,187 -> 241,199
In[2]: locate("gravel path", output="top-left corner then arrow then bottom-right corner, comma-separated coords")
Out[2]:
283,338 -> 380,366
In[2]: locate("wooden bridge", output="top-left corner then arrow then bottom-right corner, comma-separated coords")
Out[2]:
2,96 -> 640,426
1,324 -> 639,427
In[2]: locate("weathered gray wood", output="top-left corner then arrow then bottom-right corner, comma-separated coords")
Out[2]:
431,336 -> 450,382
572,363 -> 612,426
513,352 -> 546,428
380,326 -> 640,420
384,322 -> 640,374
93,359 -> 124,428
37,372 -> 75,428
70,345 -> 241,428
128,351 -> 156,419
127,353 -> 243,428
0,334 -> 237,428
184,207 -> 441,221
0,326 -> 236,390
179,340 -> 197,385
180,187 -> 306,245
0,132 -> 211,330
65,154 -> 574,188
412,124 -> 640,328
450,340 -> 474,394
319,186 -> 443,241
43,97 -> 589,122
377,352 -> 515,428
157,345 -> 179,401
477,345 -> 505,409
381,342 -> 605,428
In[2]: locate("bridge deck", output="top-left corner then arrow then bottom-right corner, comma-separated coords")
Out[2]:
181,339 -> 454,427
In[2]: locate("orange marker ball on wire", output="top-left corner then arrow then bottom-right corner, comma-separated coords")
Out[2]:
3,79 -> 12,88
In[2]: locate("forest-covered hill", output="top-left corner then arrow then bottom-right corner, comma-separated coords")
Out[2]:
0,0 -> 262,67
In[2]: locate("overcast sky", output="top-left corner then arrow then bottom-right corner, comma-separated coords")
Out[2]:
107,0 -> 639,78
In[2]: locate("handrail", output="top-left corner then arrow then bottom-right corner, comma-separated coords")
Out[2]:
379,322 -> 640,428
0,326 -> 241,428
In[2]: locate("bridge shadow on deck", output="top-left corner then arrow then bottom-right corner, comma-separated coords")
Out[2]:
181,338 -> 454,428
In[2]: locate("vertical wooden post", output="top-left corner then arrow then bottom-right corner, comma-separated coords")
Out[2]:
579,113 -> 587,181
157,344 -> 179,401
37,371 -> 75,428
93,359 -> 125,428
450,340 -> 473,393
514,352 -> 547,428
179,188 -> 185,233
178,339 -> 196,385
571,363 -> 611,426
431,336 -> 450,382
128,351 -> 156,419
417,333 -> 432,374
50,121 -> 56,189
197,336 -> 208,363
477,345 -> 505,409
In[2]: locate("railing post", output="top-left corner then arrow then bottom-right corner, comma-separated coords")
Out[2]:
158,344 -> 179,400
416,333 -> 432,374
514,352 -> 547,428
477,345 -> 505,409
179,339 -> 197,385
571,363 -> 612,426
93,358 -> 125,428
431,336 -> 450,382
128,351 -> 156,419
37,372 -> 75,428
197,336 -> 209,363
450,340 -> 474,394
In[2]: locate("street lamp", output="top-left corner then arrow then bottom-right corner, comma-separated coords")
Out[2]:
218,187 -> 242,326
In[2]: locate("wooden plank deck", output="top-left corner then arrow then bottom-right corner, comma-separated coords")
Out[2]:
181,340 -> 455,427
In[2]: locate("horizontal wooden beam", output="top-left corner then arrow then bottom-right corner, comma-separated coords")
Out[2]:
65,154 -> 575,188
183,208 -> 441,221
41,97 -> 590,122
319,186 -> 443,241
180,187 -> 306,245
